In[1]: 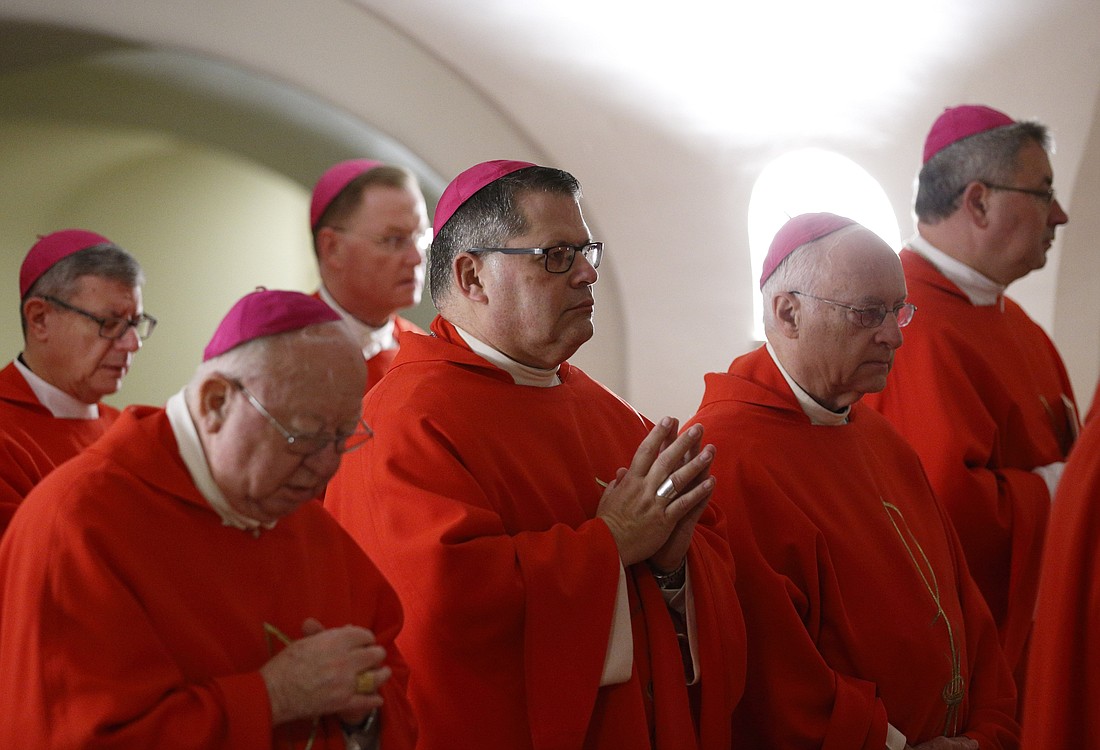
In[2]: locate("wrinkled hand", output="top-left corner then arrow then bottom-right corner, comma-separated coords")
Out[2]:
597,417 -> 715,569
908,736 -> 979,750
261,617 -> 391,726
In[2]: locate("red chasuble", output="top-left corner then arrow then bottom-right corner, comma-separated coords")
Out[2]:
0,360 -> 118,536
1022,415 -> 1100,748
0,406 -> 416,749
864,249 -> 1077,678
324,316 -> 746,750
687,346 -> 1019,749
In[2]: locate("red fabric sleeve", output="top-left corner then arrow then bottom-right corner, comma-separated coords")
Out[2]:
328,403 -> 624,749
1022,417 -> 1100,749
719,461 -> 889,749
691,351 -> 1019,749
865,254 -> 1075,680
866,328 -> 1051,672
327,323 -> 744,749
0,406 -> 415,750
17,502 -> 277,748
0,437 -> 35,535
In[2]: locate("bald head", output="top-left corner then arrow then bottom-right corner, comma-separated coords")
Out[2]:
764,224 -> 909,411
188,320 -> 367,523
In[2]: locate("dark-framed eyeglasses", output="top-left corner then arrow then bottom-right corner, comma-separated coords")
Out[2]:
979,181 -> 1056,206
40,295 -> 157,340
330,226 -> 432,252
228,379 -> 373,456
789,291 -> 916,329
467,242 -> 603,274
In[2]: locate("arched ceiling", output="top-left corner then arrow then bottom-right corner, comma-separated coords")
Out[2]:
0,20 -> 446,200
1,0 -> 1098,416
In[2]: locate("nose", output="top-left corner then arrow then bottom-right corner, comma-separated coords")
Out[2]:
116,325 -> 142,352
571,254 -> 599,286
876,314 -> 904,349
302,442 -> 343,478
405,240 -> 426,265
1049,198 -> 1069,226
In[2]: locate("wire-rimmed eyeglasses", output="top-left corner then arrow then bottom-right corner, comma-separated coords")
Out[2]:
979,181 -> 1056,207
467,242 -> 603,274
330,226 -> 432,253
40,295 -> 157,340
228,379 -> 373,455
789,291 -> 916,329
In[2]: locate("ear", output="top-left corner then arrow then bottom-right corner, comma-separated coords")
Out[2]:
22,298 -> 51,342
315,227 -> 344,269
771,291 -> 801,339
196,375 -> 233,433
454,252 -> 489,304
959,181 -> 992,227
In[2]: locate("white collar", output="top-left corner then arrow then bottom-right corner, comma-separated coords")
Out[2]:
908,234 -> 1006,308
318,285 -> 397,359
166,389 -> 276,535
765,342 -> 849,426
453,326 -> 561,387
14,356 -> 100,419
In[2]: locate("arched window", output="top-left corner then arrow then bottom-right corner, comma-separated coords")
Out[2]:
747,148 -> 901,340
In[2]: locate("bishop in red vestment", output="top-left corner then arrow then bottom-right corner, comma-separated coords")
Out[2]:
0,360 -> 117,530
0,290 -> 415,749
692,213 -> 1019,750
864,106 -> 1075,682
326,161 -> 746,749
1,229 -> 151,535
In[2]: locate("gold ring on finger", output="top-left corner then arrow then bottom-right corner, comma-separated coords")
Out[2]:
355,671 -> 376,694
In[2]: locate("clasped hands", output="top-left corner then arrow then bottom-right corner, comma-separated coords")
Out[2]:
597,417 -> 716,572
261,617 -> 392,728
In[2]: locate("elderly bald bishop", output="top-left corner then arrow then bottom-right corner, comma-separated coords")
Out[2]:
685,213 -> 1019,750
0,289 -> 415,749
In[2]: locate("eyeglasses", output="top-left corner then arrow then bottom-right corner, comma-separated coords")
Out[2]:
331,226 -> 432,252
40,295 -> 157,340
228,379 -> 373,455
789,291 -> 916,329
467,242 -> 603,274
980,181 -> 1056,206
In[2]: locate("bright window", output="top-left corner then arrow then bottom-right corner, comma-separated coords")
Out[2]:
747,148 -> 901,340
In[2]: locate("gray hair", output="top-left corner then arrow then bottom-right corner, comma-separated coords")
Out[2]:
915,121 -> 1051,223
21,243 -> 144,332
428,166 -> 581,306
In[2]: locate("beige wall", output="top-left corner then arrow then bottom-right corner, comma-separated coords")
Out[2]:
0,120 -> 326,407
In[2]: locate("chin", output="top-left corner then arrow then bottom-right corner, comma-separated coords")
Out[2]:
562,329 -> 594,360
92,385 -> 122,402
866,379 -> 889,394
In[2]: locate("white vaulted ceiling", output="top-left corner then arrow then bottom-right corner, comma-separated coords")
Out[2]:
2,0 -> 1099,416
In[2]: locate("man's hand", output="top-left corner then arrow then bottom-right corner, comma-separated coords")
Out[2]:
597,417 -> 715,568
261,618 -> 391,726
